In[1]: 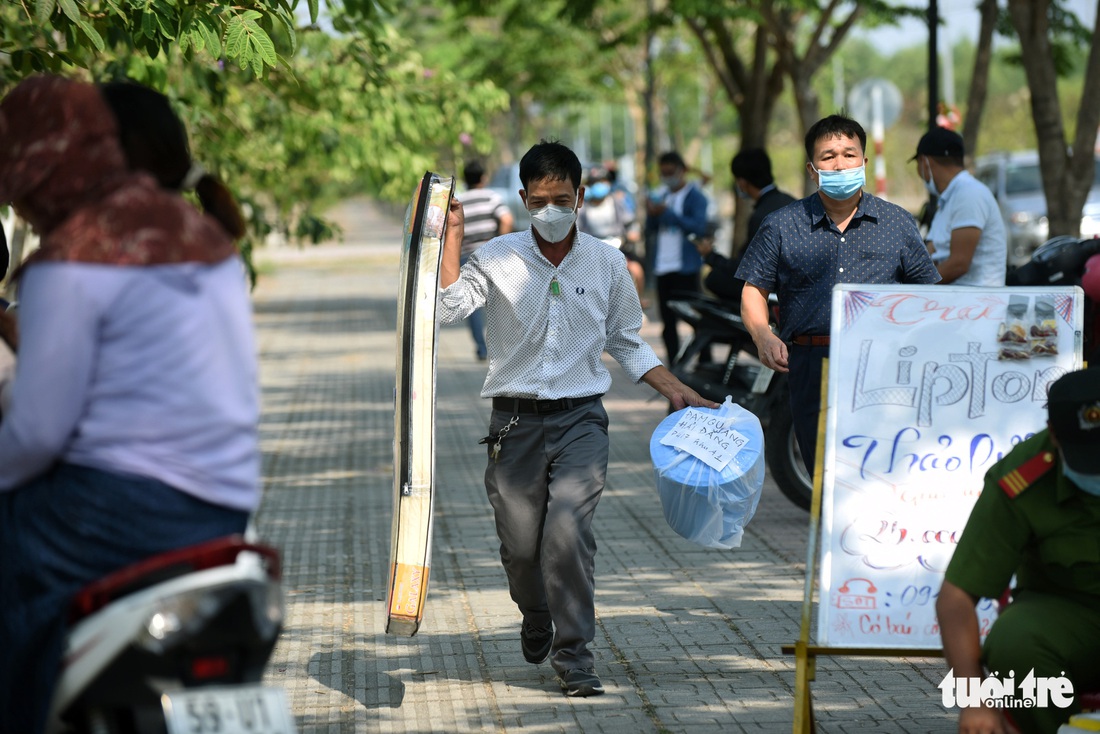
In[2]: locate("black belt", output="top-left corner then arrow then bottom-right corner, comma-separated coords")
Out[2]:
492,394 -> 602,415
791,334 -> 830,346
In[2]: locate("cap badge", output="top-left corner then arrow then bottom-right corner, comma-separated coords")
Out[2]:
1080,400 -> 1100,431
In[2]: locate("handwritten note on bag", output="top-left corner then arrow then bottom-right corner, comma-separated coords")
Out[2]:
659,408 -> 750,471
816,285 -> 1083,650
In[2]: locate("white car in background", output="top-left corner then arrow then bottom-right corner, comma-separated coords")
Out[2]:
974,150 -> 1100,268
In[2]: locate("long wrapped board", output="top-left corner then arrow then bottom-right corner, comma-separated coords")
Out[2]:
386,171 -> 454,636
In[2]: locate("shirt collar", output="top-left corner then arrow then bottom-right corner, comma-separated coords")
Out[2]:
525,227 -> 581,260
808,191 -> 881,229
937,169 -> 968,203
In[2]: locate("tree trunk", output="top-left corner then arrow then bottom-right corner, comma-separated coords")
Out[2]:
1067,0 -> 1100,232
685,18 -> 785,254
1007,0 -> 1077,238
792,70 -> 821,197
961,0 -> 997,166
761,1 -> 864,195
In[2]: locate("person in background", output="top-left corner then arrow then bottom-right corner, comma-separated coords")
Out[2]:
736,114 -> 939,476
694,148 -> 795,304
578,165 -> 646,307
0,75 -> 260,734
912,127 -> 1006,286
604,160 -> 636,219
458,160 -> 513,361
437,139 -> 714,698
937,369 -> 1100,734
645,151 -> 709,364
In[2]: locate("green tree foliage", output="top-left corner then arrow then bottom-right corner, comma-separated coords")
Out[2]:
0,0 -> 507,259
397,0 -> 637,162
0,0 -> 312,85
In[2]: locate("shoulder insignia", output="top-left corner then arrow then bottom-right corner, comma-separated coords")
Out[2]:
999,451 -> 1056,498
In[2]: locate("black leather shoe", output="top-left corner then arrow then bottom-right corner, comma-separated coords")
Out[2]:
558,667 -> 604,697
520,619 -> 552,664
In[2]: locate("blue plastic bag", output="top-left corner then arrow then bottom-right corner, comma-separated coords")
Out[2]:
649,396 -> 765,549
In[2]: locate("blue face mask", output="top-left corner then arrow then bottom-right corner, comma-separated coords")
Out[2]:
813,163 -> 865,200
1063,463 -> 1100,496
587,182 -> 611,200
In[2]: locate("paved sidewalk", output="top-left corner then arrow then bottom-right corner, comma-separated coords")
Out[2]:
251,200 -> 956,733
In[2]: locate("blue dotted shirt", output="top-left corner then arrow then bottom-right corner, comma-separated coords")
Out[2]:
735,192 -> 941,340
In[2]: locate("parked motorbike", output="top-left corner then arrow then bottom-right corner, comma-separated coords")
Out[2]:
47,534 -> 295,734
667,293 -> 813,511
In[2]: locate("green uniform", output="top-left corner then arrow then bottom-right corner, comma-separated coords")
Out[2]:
945,429 -> 1100,733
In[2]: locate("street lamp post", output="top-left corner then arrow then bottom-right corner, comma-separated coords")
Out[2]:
928,0 -> 939,130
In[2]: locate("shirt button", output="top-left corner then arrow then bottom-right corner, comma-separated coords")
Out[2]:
839,267 -> 845,273
840,237 -> 846,242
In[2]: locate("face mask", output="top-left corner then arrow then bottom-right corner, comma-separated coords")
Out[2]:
735,183 -> 751,200
660,175 -> 682,189
922,160 -> 939,196
813,163 -> 865,200
529,200 -> 578,243
587,182 -> 611,200
1063,462 -> 1100,496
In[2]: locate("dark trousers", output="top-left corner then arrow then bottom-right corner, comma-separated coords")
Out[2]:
656,271 -> 704,365
483,400 -> 609,674
984,592 -> 1100,733
788,344 -> 829,475
0,463 -> 250,734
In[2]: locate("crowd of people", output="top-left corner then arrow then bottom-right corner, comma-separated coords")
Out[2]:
443,116 -> 1099,730
2,69 -> 1099,732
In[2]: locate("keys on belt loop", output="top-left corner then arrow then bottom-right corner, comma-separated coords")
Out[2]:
478,414 -> 520,463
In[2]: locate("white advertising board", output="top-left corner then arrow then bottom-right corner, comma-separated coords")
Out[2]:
816,285 -> 1084,649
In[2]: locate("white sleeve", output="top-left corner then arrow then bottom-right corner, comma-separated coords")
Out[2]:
0,266 -> 100,490
438,251 -> 489,323
603,255 -> 662,381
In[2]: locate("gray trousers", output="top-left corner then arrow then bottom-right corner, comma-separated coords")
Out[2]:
484,400 -> 609,673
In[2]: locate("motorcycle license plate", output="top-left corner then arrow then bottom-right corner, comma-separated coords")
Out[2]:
162,685 -> 296,734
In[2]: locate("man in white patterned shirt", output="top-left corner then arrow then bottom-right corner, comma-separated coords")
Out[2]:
439,140 -> 714,698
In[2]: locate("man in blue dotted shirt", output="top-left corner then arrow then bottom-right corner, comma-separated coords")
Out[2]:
735,115 -> 940,475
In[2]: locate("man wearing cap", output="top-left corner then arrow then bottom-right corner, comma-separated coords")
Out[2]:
936,369 -> 1100,734
913,127 -> 1007,286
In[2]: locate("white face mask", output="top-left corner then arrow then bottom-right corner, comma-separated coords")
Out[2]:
922,159 -> 939,196
1063,462 -> 1100,496
529,199 -> 578,243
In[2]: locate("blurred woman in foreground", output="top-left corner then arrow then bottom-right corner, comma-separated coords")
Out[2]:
0,75 -> 260,734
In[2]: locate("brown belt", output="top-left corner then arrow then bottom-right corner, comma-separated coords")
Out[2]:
791,334 -> 831,347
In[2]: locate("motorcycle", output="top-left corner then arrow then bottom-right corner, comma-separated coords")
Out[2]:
47,534 -> 295,734
667,293 -> 813,511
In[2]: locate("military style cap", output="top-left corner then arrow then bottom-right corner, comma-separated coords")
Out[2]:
910,127 -> 964,161
1048,369 -> 1100,474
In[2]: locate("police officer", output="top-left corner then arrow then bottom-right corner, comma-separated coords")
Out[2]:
937,368 -> 1100,734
